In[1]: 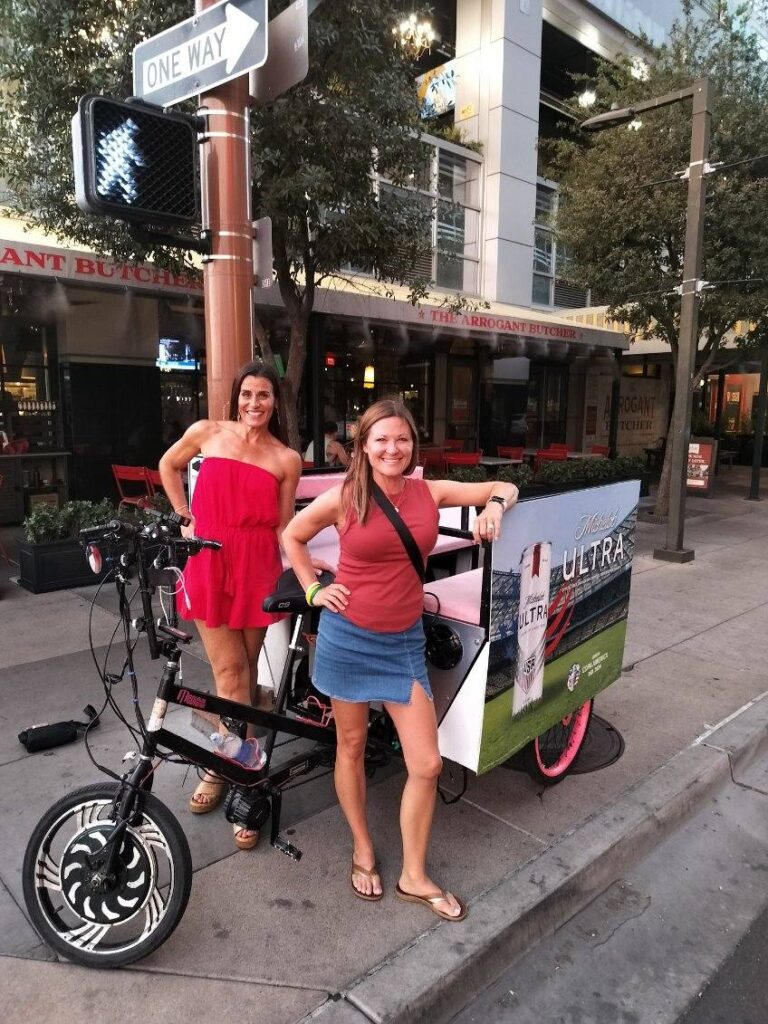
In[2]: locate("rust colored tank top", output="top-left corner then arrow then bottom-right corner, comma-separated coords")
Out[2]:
335,478 -> 438,632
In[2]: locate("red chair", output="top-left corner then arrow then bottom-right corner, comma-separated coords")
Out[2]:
144,467 -> 165,496
418,449 -> 446,476
445,452 -> 482,468
547,443 -> 570,453
589,445 -> 610,456
301,460 -> 314,470
112,464 -> 153,513
442,439 -> 465,452
497,445 -> 524,459
535,449 -> 567,472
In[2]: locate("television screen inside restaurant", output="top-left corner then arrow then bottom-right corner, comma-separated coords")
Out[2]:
157,338 -> 197,371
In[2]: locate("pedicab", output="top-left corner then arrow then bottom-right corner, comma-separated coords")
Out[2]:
21,474 -> 640,967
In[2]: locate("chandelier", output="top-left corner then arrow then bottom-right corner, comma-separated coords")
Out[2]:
393,13 -> 436,60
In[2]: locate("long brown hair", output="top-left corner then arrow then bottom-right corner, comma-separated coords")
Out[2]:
227,360 -> 287,444
343,398 -> 419,524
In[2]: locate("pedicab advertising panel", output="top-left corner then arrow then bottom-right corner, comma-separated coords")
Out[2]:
435,481 -> 640,774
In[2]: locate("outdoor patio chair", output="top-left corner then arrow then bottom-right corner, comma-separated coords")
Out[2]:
445,452 -> 482,468
418,449 -> 446,476
535,448 -> 567,472
589,445 -> 610,455
112,464 -> 153,513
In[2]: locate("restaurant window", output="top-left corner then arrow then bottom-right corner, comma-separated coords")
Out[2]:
0,315 -> 61,451
319,325 -> 434,450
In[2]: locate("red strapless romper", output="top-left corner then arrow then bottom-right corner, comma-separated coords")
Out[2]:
181,457 -> 284,629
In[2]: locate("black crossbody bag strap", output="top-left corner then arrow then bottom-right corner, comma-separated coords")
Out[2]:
371,481 -> 426,582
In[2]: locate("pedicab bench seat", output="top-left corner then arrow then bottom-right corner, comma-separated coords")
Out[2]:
423,568 -> 483,626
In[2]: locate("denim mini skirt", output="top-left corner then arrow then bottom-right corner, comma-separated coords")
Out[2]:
312,610 -> 433,705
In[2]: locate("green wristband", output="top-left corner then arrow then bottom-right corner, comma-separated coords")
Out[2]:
306,582 -> 322,606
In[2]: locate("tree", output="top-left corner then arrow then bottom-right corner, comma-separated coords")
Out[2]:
0,0 -> 438,449
544,2 -> 768,516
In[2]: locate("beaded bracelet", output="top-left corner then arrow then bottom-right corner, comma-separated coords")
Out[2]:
305,582 -> 323,606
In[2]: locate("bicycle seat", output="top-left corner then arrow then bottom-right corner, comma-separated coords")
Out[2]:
262,568 -> 335,614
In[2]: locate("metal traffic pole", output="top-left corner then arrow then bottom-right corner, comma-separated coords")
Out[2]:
653,77 -> 712,562
198,0 -> 255,421
582,77 -> 713,562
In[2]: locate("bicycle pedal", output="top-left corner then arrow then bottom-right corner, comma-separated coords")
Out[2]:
272,835 -> 302,861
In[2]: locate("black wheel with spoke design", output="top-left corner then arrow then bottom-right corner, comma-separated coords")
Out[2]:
523,699 -> 593,785
22,783 -> 192,968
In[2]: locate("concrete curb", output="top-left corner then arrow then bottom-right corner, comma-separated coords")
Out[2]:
304,693 -> 768,1024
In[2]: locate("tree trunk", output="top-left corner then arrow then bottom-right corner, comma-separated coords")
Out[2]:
282,318 -> 309,453
654,441 -> 674,518
654,377 -> 698,519
748,343 -> 768,500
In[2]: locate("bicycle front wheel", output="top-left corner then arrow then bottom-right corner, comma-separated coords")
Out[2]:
23,782 -> 192,968
523,698 -> 593,785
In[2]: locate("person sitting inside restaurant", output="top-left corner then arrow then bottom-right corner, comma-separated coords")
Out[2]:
304,421 -> 350,468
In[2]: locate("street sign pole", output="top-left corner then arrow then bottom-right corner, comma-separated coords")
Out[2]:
197,0 -> 255,421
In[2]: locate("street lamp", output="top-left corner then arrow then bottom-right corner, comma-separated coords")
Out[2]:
581,78 -> 713,562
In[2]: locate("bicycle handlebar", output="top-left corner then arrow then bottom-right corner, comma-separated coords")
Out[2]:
79,519 -> 138,541
78,516 -> 220,555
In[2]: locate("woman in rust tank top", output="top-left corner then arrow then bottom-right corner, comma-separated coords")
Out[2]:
284,398 -> 518,921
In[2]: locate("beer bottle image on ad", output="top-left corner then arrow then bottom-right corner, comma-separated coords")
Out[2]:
512,541 -> 552,716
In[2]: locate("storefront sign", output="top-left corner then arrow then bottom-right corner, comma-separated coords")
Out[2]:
617,376 -> 669,456
687,438 -> 718,495
425,307 -> 585,341
0,239 -> 203,295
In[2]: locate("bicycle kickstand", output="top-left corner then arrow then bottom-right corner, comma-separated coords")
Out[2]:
270,789 -> 302,861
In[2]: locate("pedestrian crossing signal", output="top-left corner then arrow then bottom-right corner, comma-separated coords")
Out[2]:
72,95 -> 199,226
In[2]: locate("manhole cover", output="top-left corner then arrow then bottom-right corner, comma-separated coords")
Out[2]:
569,714 -> 625,774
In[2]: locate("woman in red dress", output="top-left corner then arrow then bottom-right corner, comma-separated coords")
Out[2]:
159,361 -> 301,849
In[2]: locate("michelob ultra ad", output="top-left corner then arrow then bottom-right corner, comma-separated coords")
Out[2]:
433,481 -> 640,774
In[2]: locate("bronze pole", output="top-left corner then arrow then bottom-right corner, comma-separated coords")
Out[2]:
198,0 -> 254,421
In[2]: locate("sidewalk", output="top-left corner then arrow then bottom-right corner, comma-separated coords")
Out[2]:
1,468 -> 767,1024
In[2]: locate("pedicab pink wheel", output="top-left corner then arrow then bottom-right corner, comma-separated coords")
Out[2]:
523,699 -> 593,785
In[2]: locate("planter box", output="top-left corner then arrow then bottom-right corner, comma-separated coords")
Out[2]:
17,538 -> 109,594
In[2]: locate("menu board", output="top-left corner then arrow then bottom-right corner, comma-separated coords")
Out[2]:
687,438 -> 718,495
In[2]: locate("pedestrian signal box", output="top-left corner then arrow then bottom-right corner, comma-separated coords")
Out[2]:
72,95 -> 199,226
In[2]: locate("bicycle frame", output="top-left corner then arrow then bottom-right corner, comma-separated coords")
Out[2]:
96,520 -> 389,863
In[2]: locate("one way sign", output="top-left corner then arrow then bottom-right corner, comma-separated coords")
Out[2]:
133,0 -> 267,107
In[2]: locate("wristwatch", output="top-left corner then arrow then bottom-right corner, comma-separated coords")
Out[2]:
487,495 -> 507,511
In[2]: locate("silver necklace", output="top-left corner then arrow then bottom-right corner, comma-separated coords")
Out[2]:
383,481 -> 406,512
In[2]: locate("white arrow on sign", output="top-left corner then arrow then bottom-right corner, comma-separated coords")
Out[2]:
142,3 -> 260,97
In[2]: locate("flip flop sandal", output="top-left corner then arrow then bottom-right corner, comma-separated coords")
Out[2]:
189,776 -> 226,815
395,883 -> 468,922
233,825 -> 260,851
351,862 -> 384,902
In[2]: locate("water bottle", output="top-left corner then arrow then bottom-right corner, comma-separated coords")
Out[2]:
210,731 -> 266,769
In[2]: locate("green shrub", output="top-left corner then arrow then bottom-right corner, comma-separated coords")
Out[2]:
538,455 -> 645,488
496,463 -> 534,490
446,465 -> 488,483
24,499 -> 116,544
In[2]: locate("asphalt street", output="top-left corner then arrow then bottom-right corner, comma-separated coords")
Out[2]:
449,747 -> 768,1024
